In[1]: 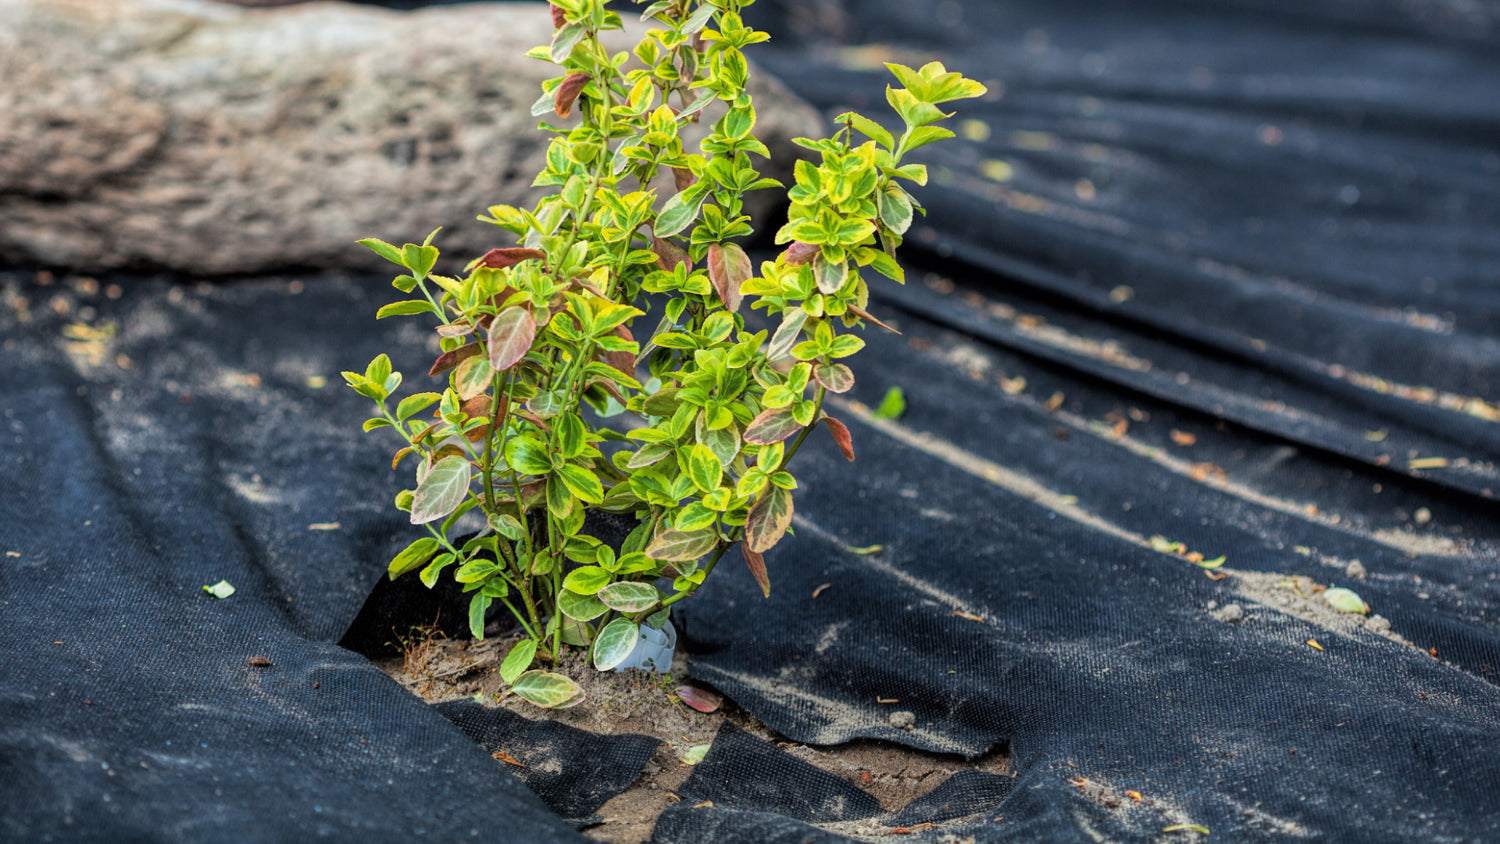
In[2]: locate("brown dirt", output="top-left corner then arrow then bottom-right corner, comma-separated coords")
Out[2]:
376,627 -> 1012,843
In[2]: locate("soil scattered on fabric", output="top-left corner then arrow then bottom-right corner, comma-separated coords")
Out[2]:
1218,571 -> 1412,647
376,629 -> 1012,843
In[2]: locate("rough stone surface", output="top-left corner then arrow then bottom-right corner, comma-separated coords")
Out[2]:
0,0 -> 822,274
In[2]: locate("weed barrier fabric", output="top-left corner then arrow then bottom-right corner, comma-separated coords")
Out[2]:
746,0 -> 1500,500
0,277 -> 589,843
433,701 -> 662,828
3,0 -> 1500,842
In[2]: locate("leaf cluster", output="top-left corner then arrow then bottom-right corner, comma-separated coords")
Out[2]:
343,0 -> 983,707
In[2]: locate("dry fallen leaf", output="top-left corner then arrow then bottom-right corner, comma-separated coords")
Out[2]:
1169,429 -> 1196,446
953,610 -> 984,622
492,750 -> 525,767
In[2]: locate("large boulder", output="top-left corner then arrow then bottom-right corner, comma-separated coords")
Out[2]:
0,0 -> 823,274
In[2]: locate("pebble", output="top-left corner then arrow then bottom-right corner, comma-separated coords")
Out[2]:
1366,614 -> 1391,634
889,711 -> 916,730
1346,560 -> 1367,579
1213,603 -> 1245,623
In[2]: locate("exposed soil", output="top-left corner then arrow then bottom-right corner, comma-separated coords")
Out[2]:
376,628 -> 1012,843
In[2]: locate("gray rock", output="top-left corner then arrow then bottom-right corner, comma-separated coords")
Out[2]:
1346,560 -> 1367,579
888,710 -> 916,730
0,0 -> 821,275
1212,603 -> 1245,623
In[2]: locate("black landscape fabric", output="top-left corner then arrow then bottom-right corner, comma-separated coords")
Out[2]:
4,0 -> 1500,842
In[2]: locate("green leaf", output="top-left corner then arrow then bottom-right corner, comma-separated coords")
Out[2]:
767,308 -> 808,361
558,588 -> 609,621
655,188 -> 705,238
453,356 -> 494,402
814,253 -> 847,295
872,386 -> 906,420
681,0 -> 717,32
410,456 -> 471,525
593,617 -> 640,671
511,670 -> 585,708
488,513 -> 525,540
814,363 -> 854,394
885,87 -> 949,128
626,442 -> 674,469
401,243 -> 439,279
203,580 -> 236,599
743,406 -> 803,445
418,553 -> 455,588
555,413 -> 586,459
500,639 -> 538,685
745,484 -> 793,553
557,464 -> 605,503
547,474 -> 576,518
551,22 -> 587,63
365,354 -> 392,385
396,392 -> 442,421
839,112 -> 894,150
597,581 -> 660,613
680,743 -> 711,765
826,334 -> 865,359
505,436 -> 554,475
388,537 -> 440,579
468,592 -> 491,640
878,185 -> 914,235
646,528 -> 719,562
562,565 -> 612,595
903,124 -> 956,152
675,502 -> 719,531
488,307 -> 536,371
685,444 -> 723,493
357,237 -> 405,266
376,300 -> 439,319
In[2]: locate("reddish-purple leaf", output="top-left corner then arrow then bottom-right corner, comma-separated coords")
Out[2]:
488,307 -> 536,371
554,72 -> 591,118
707,243 -> 751,313
652,236 -> 691,273
745,485 -> 793,553
782,241 -> 818,266
672,166 -> 697,192
549,3 -> 566,28
847,303 -> 901,334
823,416 -> 855,461
428,342 -> 482,377
813,363 -> 854,394
743,406 -> 802,445
602,324 -> 635,378
742,545 -> 770,597
477,247 -> 547,270
676,685 -> 723,713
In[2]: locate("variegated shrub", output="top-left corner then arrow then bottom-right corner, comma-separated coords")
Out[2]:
345,0 -> 983,707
